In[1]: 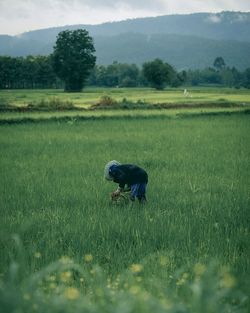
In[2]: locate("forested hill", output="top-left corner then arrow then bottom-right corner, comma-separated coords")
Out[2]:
1,11 -> 250,69
95,33 -> 250,70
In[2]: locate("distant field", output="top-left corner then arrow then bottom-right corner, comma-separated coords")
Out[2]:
0,114 -> 249,312
1,87 -> 250,109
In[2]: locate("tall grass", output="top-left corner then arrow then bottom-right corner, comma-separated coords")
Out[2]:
0,115 -> 249,312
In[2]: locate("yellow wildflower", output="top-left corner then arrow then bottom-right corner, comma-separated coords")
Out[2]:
34,252 -> 41,259
194,263 -> 206,277
59,256 -> 73,264
46,275 -> 56,282
159,256 -> 168,266
130,263 -> 143,273
176,273 -> 189,286
84,254 -> 93,262
221,272 -> 236,289
64,287 -> 80,300
60,271 -> 72,283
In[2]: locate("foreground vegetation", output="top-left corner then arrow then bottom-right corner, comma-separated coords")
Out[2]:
0,114 -> 249,312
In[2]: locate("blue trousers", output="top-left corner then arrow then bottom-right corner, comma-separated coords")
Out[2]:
131,183 -> 147,200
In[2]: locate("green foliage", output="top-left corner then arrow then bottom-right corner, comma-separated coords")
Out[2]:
142,59 -> 175,90
88,62 -> 140,87
0,54 -> 249,90
52,29 -> 96,92
0,55 -> 57,89
242,68 -> 250,89
185,67 -> 248,88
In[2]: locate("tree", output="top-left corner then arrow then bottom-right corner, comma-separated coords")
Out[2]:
242,68 -> 250,89
170,70 -> 187,87
220,68 -> 235,87
213,57 -> 226,71
142,59 -> 174,90
202,67 -> 221,84
117,63 -> 139,87
52,29 -> 96,92
87,62 -> 140,87
34,55 -> 57,88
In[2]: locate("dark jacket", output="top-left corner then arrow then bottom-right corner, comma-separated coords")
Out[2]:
110,164 -> 148,189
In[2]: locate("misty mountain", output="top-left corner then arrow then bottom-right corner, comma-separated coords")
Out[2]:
95,33 -> 250,70
0,11 -> 250,69
16,11 -> 250,43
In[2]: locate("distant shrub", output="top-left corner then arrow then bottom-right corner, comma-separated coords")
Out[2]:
91,95 -> 162,110
92,95 -> 117,108
120,98 -> 149,109
27,97 -> 75,111
92,96 -> 152,110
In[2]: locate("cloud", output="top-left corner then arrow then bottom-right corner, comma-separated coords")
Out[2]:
77,0 -> 167,10
0,0 -> 167,14
207,15 -> 222,23
0,0 -> 168,35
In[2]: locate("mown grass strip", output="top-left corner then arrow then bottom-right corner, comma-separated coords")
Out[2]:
0,101 -> 247,112
0,108 -> 249,125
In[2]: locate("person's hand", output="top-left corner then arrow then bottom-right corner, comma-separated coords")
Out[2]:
111,189 -> 121,200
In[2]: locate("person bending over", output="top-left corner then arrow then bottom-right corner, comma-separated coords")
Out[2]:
104,160 -> 148,203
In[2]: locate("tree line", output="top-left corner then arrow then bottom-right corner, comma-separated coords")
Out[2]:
0,29 -> 250,90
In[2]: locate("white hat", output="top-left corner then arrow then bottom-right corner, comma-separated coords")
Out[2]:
104,160 -> 120,180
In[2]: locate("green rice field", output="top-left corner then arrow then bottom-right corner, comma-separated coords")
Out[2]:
0,105 -> 249,312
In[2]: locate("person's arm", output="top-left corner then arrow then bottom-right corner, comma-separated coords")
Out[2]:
112,168 -> 126,193
113,168 -> 126,186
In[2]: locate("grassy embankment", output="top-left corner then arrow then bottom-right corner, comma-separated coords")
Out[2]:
0,87 -> 250,124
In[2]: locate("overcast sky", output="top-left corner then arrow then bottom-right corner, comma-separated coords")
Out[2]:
0,0 -> 250,36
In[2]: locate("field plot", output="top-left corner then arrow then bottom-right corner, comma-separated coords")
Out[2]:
1,87 -> 250,108
0,114 -> 249,312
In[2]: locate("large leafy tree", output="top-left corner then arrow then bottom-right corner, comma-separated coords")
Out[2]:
52,29 -> 96,92
142,58 -> 174,90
